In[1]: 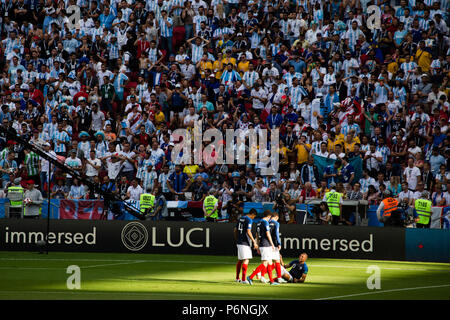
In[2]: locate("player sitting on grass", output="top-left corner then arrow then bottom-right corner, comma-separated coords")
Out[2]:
278,253 -> 309,283
245,210 -> 279,285
234,208 -> 259,283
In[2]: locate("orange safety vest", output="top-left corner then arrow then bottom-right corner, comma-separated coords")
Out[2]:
381,198 -> 398,217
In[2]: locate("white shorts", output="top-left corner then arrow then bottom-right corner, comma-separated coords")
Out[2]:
237,244 -> 252,260
271,247 -> 280,261
259,247 -> 273,261
280,265 -> 292,281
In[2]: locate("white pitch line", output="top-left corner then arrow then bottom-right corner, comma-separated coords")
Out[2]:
0,290 -> 295,300
81,261 -> 147,269
0,267 -> 63,270
315,284 -> 450,300
1,257 -> 449,272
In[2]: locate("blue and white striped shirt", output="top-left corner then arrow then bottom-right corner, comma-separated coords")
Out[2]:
159,17 -> 173,37
108,42 -> 120,59
191,43 -> 204,64
142,169 -> 158,192
51,130 -> 70,153
341,123 -> 361,136
283,72 -> 302,87
148,47 -> 160,64
401,61 -> 417,74
290,85 -> 304,108
243,71 -> 259,87
376,146 -> 390,164
221,69 -> 242,85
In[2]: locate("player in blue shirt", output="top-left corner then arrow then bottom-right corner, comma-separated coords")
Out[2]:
246,210 -> 279,285
234,209 -> 258,283
279,253 -> 309,283
259,212 -> 284,283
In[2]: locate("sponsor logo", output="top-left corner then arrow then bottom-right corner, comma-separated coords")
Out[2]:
3,227 -> 96,245
283,234 -> 374,253
121,222 -> 148,251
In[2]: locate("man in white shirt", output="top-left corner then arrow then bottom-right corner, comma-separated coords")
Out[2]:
407,140 -> 422,159
398,182 -> 414,207
364,143 -> 382,174
183,106 -> 199,128
90,103 -> 105,132
316,142 -> 329,158
64,149 -> 82,184
103,146 -> 124,180
126,178 -> 144,200
251,82 -> 267,111
403,157 -> 422,191
359,169 -> 376,194
85,150 -> 102,181
124,95 -> 142,113
119,141 -> 136,181
305,22 -> 320,44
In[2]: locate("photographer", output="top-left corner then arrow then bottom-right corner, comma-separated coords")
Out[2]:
273,192 -> 296,224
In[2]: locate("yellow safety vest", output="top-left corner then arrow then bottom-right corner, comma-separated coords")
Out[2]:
204,195 -> 218,219
7,186 -> 24,207
325,191 -> 342,216
140,193 -> 155,215
415,198 -> 432,225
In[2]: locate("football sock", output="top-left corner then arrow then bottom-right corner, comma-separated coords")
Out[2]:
250,263 -> 265,280
260,265 -> 267,277
275,262 -> 282,279
267,264 -> 274,283
236,261 -> 242,280
241,263 -> 248,281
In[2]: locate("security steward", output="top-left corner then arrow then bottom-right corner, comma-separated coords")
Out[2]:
376,190 -> 402,227
414,191 -> 432,228
323,183 -> 343,225
140,187 -> 155,218
7,178 -> 24,218
203,189 -> 219,222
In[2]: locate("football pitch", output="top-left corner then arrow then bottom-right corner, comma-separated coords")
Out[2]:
0,251 -> 449,300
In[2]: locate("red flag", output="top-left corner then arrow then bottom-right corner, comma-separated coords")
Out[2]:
59,200 -> 76,219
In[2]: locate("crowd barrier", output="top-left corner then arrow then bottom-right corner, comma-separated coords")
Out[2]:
0,219 -> 448,262
0,199 -> 448,229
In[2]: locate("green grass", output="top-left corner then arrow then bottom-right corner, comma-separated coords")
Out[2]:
0,251 -> 449,300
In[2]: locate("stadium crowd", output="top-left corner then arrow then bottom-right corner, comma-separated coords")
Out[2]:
0,0 -> 449,223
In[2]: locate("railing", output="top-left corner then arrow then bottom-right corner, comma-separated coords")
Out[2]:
1,198 -> 448,229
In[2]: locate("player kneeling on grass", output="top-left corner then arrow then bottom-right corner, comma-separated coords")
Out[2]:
279,253 -> 309,283
234,209 -> 259,283
245,210 -> 279,286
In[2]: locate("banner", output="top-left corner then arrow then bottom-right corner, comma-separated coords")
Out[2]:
59,200 -> 105,220
0,220 -> 408,261
312,154 -> 363,184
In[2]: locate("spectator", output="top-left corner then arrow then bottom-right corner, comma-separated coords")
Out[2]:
0,0 -> 446,227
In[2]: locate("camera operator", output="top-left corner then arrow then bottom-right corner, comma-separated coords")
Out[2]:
273,192 -> 296,224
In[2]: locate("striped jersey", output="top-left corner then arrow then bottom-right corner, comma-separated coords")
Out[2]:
25,151 -> 40,176
51,130 -> 70,153
242,70 -> 259,87
159,17 -> 173,37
